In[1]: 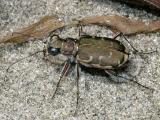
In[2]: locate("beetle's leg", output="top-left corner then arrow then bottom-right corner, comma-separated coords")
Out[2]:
77,20 -> 84,40
104,70 -> 154,91
74,62 -> 80,116
51,60 -> 71,99
121,33 -> 146,53
124,72 -> 154,92
112,32 -> 122,39
113,32 -> 139,52
130,79 -> 154,92
122,34 -> 157,55
113,32 -> 157,54
78,23 -> 82,38
77,20 -> 89,39
105,70 -> 134,82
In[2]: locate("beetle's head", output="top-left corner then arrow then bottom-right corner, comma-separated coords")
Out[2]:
46,37 -> 78,64
48,37 -> 78,56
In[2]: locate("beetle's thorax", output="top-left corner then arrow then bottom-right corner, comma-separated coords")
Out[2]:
61,39 -> 78,56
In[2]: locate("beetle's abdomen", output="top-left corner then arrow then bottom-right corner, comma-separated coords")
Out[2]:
77,44 -> 128,69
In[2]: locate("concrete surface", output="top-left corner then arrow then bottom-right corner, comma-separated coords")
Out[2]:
0,0 -> 160,120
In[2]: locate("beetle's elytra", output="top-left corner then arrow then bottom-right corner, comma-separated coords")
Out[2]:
77,35 -> 129,69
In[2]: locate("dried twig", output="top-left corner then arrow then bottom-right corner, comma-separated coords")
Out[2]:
0,16 -> 64,44
79,15 -> 160,35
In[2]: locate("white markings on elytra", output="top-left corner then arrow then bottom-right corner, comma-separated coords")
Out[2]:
117,60 -> 121,65
99,56 -> 104,65
109,52 -> 112,58
87,56 -> 93,62
111,42 -> 113,47
77,55 -> 93,63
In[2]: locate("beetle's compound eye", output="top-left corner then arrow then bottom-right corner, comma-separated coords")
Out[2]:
48,47 -> 61,56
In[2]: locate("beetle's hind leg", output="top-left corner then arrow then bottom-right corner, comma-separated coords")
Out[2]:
122,34 -> 157,55
112,33 -> 140,53
105,70 -> 134,83
104,70 -> 154,92
113,32 -> 157,55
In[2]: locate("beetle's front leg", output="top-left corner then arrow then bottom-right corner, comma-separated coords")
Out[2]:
74,61 -> 80,116
51,60 -> 71,99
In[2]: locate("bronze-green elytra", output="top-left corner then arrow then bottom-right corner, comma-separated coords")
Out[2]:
77,35 -> 129,69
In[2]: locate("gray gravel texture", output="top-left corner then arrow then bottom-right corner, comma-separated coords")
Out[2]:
0,0 -> 160,120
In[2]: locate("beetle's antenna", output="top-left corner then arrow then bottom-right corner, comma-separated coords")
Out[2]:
6,50 -> 44,72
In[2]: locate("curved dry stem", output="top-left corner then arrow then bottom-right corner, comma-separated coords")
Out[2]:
0,16 -> 65,44
79,15 -> 160,35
